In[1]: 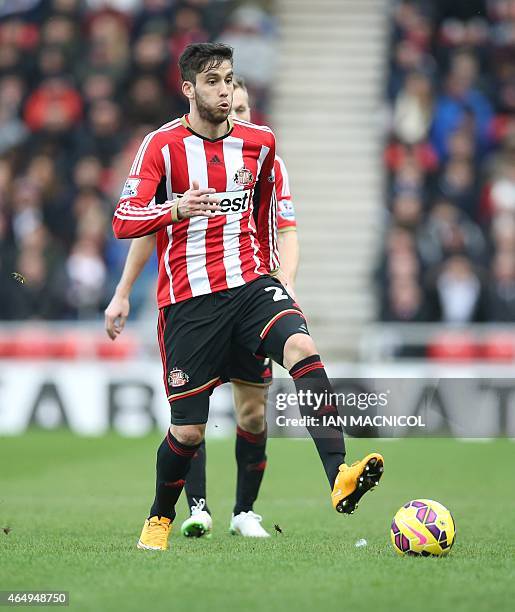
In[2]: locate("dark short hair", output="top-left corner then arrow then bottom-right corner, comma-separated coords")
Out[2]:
233,75 -> 247,92
179,43 -> 233,83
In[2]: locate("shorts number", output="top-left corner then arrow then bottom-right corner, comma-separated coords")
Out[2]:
264,286 -> 288,302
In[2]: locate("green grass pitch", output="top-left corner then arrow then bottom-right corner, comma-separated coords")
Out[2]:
0,432 -> 514,611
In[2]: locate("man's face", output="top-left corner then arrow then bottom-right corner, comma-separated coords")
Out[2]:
192,60 -> 233,124
231,87 -> 251,122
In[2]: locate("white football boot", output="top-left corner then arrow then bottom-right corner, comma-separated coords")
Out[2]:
229,511 -> 270,538
180,498 -> 212,538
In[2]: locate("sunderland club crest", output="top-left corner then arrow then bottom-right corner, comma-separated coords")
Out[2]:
234,166 -> 254,186
168,368 -> 189,388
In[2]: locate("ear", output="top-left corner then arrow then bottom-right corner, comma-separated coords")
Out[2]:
182,80 -> 195,101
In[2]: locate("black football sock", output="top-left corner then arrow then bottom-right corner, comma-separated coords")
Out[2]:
289,355 -> 345,487
184,439 -> 210,515
149,430 -> 201,521
233,425 -> 267,515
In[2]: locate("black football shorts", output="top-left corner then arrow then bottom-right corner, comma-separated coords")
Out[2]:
221,348 -> 273,388
157,275 -> 307,425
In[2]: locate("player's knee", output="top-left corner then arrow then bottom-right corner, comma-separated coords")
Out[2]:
283,333 -> 318,371
237,400 -> 266,433
170,424 -> 204,446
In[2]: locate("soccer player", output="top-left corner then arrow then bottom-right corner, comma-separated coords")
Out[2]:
231,78 -> 299,286
111,43 -> 384,551
105,77 -> 299,539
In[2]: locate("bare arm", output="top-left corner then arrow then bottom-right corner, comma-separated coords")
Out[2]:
104,235 -> 156,340
274,155 -> 298,295
278,229 -> 299,289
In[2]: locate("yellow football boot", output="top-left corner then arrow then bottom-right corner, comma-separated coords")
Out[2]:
331,453 -> 384,514
137,516 -> 172,550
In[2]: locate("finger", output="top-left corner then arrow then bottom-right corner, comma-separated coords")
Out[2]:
106,323 -> 116,340
189,188 -> 217,197
202,204 -> 222,211
196,196 -> 221,205
188,179 -> 216,194
190,204 -> 221,214
188,202 -> 221,212
105,313 -> 115,336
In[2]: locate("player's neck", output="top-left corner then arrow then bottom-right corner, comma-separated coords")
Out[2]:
186,109 -> 231,140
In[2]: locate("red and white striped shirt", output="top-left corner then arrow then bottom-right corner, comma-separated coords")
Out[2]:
112,115 -> 279,307
275,155 -> 296,232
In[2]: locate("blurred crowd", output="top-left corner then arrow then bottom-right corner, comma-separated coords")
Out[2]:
0,0 -> 277,320
380,0 -> 515,324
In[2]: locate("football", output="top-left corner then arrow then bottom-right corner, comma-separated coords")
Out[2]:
391,499 -> 456,557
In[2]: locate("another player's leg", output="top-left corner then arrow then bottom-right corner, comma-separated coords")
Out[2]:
137,422 -> 205,550
230,381 -> 270,538
281,333 -> 384,514
180,440 -> 213,538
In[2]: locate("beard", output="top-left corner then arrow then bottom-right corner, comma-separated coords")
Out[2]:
195,89 -> 231,125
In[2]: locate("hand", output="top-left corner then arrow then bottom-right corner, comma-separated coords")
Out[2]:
104,293 -> 130,340
175,180 -> 221,219
275,269 -> 296,300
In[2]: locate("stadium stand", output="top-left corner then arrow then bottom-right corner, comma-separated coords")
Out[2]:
380,0 -> 515,329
